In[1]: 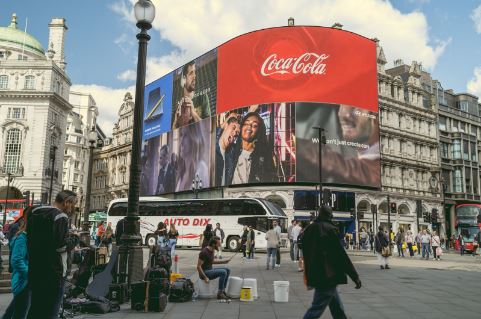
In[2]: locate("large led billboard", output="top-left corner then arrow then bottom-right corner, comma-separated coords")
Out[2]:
141,26 -> 379,195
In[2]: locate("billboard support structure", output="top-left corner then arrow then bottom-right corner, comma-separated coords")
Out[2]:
313,127 -> 326,210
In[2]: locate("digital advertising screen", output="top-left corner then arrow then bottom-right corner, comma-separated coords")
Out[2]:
141,26 -> 379,195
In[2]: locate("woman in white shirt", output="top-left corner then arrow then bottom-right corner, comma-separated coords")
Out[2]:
405,231 -> 415,257
431,231 -> 441,260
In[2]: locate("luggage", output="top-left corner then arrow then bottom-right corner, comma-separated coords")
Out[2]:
108,282 -> 129,303
152,278 -> 170,296
151,245 -> 172,270
86,248 -> 119,299
149,292 -> 168,312
169,278 -> 194,302
131,281 -> 148,311
131,281 -> 168,312
145,266 -> 170,281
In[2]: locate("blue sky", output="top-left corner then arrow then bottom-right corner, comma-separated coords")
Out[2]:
1,0 -> 481,134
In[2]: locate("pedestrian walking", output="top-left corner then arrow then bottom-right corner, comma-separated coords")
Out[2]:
432,231 -> 441,260
421,230 -> 431,260
395,229 -> 405,257
27,190 -> 79,319
168,224 -> 179,258
265,224 -> 279,270
246,226 -> 255,259
416,230 -> 423,255
297,221 -> 307,272
101,222 -> 113,257
369,229 -> 374,253
360,228 -> 368,250
214,223 -> 225,259
405,230 -> 415,257
240,226 -> 248,258
95,221 -> 105,247
302,205 -> 362,319
287,220 -> 296,261
273,220 -> 282,268
201,224 -> 214,249
2,206 -> 32,319
375,226 -> 391,269
291,221 -> 302,263
458,234 -> 465,256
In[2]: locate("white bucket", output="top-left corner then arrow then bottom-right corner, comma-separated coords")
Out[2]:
226,276 -> 243,298
273,281 -> 289,302
242,278 -> 258,299
198,278 -> 217,299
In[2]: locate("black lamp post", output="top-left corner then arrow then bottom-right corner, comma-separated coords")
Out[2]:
120,0 -> 155,287
48,145 -> 58,205
2,173 -> 13,226
313,127 -> 326,213
81,127 -> 97,245
192,174 -> 203,199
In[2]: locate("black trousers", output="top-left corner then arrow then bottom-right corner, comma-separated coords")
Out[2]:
27,277 -> 65,319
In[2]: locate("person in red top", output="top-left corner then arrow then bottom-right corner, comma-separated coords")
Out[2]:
95,221 -> 105,246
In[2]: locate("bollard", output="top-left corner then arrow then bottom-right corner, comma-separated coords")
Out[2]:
173,254 -> 179,273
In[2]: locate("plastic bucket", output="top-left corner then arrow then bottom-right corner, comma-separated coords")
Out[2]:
240,287 -> 253,302
226,276 -> 243,298
198,279 -> 216,299
273,281 -> 289,302
242,278 -> 258,299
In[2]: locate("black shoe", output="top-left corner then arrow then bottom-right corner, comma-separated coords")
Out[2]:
385,265 -> 390,269
380,265 -> 385,269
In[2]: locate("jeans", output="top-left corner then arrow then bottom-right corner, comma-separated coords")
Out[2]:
276,245 -> 281,265
432,246 -> 438,259
169,239 -> 177,258
289,239 -> 295,261
422,243 -> 430,259
407,243 -> 414,256
27,277 -> 65,319
303,287 -> 347,319
396,243 -> 404,257
417,241 -> 421,255
266,248 -> 277,268
2,286 -> 31,319
204,268 -> 231,292
293,241 -> 299,261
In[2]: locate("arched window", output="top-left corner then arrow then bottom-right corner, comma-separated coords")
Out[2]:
24,75 -> 35,89
0,75 -> 8,89
4,129 -> 22,173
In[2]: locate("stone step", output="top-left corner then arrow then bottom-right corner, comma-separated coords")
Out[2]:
0,279 -> 10,287
0,286 -> 11,294
0,272 -> 12,280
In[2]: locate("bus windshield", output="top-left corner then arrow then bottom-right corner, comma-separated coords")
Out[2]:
460,226 -> 479,241
261,200 -> 287,217
457,205 -> 481,218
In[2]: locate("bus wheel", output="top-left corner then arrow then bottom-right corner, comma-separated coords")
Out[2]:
227,236 -> 240,252
145,234 -> 157,246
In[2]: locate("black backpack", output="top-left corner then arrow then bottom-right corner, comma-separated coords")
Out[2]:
151,246 -> 172,270
169,278 -> 194,302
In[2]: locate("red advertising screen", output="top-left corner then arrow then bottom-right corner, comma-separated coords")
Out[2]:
141,26 -> 380,196
217,27 -> 377,113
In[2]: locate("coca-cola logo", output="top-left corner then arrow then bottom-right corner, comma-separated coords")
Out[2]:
260,52 -> 330,77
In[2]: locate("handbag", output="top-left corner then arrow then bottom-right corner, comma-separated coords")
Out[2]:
412,244 -> 418,252
381,246 -> 391,257
436,247 -> 443,256
402,242 -> 407,250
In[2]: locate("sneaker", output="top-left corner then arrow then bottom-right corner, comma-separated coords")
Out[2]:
275,264 -> 280,268
380,265 -> 385,270
217,292 -> 228,300
385,265 -> 390,269
298,268 -> 303,272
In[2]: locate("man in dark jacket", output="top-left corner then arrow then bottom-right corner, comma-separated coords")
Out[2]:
27,190 -> 78,319
302,205 -> 361,319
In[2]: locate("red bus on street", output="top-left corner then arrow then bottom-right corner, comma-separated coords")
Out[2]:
0,199 -> 27,223
455,204 -> 481,253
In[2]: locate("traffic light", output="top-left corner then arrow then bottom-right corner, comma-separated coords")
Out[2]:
423,212 -> 431,223
23,191 -> 30,207
416,200 -> 422,218
390,202 -> 397,215
431,209 -> 438,223
322,188 -> 332,206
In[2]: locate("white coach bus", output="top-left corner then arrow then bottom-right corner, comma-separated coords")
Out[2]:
107,197 -> 287,251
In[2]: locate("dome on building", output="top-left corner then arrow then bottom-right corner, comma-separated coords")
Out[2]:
0,14 -> 45,57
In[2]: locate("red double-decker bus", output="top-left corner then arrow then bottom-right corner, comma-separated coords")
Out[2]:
455,204 -> 481,253
0,199 -> 28,223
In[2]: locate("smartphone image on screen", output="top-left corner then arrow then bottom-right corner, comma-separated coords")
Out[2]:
145,87 -> 164,122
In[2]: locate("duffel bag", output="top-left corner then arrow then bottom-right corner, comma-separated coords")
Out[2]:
169,278 -> 194,302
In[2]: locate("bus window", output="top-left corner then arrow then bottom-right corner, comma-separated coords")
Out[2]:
243,200 -> 266,216
261,200 -> 287,217
238,217 -> 269,233
139,202 -> 166,216
217,201 -> 243,215
108,202 -> 127,216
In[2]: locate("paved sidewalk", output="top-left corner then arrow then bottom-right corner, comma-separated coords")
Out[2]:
2,249 -> 481,318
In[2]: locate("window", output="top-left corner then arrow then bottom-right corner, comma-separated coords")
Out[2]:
74,173 -> 79,182
453,168 -> 463,193
452,140 -> 461,159
460,101 -> 469,112
474,171 -> 479,195
471,126 -> 477,137
7,108 -> 25,119
72,186 -> 77,193
4,129 -> 22,173
438,116 -> 446,131
463,140 -> 469,160
74,161 -> 79,169
17,54 -> 27,60
460,122 -> 466,133
440,142 -> 449,158
0,75 -> 8,89
471,142 -> 477,162
24,75 -> 35,89
76,136 -> 82,144
452,120 -> 458,132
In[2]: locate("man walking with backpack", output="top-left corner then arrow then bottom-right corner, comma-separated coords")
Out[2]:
302,205 -> 362,319
27,190 -> 79,319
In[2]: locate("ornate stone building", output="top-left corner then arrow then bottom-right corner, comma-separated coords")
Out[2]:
91,93 -> 133,212
0,14 -> 72,212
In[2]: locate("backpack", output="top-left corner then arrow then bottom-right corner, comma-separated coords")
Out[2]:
151,245 -> 172,270
169,278 -> 194,302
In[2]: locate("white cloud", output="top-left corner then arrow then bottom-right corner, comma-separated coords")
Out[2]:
71,84 -> 135,136
467,67 -> 481,97
117,69 -> 137,82
113,0 -> 449,74
472,5 -> 481,34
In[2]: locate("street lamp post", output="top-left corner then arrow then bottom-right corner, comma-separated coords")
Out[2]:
192,174 -> 203,199
313,127 -> 326,213
120,0 -> 155,286
48,145 -> 58,205
81,127 -> 97,245
2,173 -> 13,226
